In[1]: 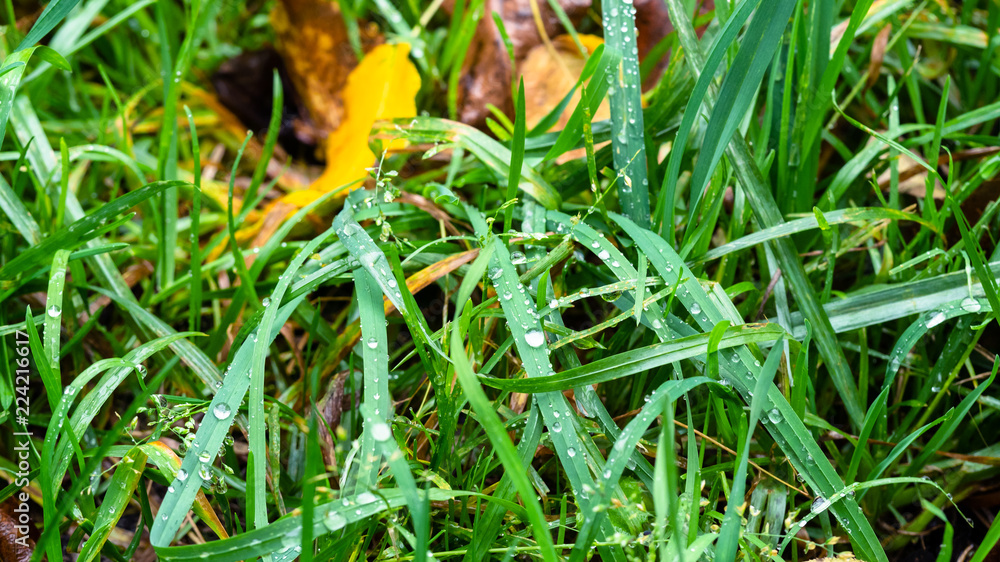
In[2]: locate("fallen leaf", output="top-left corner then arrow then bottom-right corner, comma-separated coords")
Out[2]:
519,34 -> 608,130
0,499 -> 32,562
452,0 -> 592,127
311,42 -> 421,193
271,0 -> 378,135
454,0 -> 679,127
240,42 -> 421,244
877,152 -> 945,200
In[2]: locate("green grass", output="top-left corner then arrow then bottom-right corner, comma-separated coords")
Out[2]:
1,0 -> 999,561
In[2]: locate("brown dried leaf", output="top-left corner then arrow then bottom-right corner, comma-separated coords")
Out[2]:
0,499 -> 33,562
519,34 -> 608,130
270,0 -> 380,135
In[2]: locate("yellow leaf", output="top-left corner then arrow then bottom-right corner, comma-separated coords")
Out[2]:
311,42 -> 421,195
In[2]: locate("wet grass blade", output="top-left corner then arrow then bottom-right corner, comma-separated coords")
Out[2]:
602,0 -> 650,226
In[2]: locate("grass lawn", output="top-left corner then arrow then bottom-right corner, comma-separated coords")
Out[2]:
0,0 -> 999,560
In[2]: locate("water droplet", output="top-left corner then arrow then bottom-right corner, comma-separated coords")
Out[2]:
598,249 -> 611,260
525,330 -> 545,348
371,422 -> 392,441
261,297 -> 270,307
811,496 -> 829,514
502,291 -> 513,301
567,447 -> 576,457
767,409 -> 782,424
552,422 -> 562,433
324,511 -> 346,530
510,251 -> 527,265
961,297 -> 982,313
213,403 -> 232,420
367,337 -> 378,349
47,304 -> 61,318
176,469 -> 189,481
927,311 -> 946,328
690,303 -> 701,314
652,319 -> 662,329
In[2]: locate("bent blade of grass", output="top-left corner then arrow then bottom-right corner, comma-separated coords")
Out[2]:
571,376 -> 715,558
479,325 -> 784,392
332,202 -> 454,463
78,447 -> 147,562
698,207 -> 937,263
778,476 -> 953,557
786,262 -> 1000,337
602,0 -> 650,226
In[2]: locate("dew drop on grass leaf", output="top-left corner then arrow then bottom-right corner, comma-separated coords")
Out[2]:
810,496 -> 830,513
598,249 -> 611,260
371,422 -> 392,441
261,297 -> 270,307
960,297 -> 982,312
176,469 -> 189,481
690,303 -> 701,314
47,304 -> 61,317
212,403 -> 232,420
367,337 -> 379,349
525,330 -> 545,348
767,409 -> 782,423
551,422 -> 562,433
927,311 -> 946,328
324,511 -> 346,530
510,251 -> 527,265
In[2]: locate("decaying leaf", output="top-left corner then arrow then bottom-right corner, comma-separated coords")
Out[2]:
271,0 -> 380,135
240,41 -> 421,243
0,499 -> 32,562
310,42 -> 421,195
454,0 -> 675,126
451,0 -> 592,126
877,152 -> 945,200
519,34 -> 608,130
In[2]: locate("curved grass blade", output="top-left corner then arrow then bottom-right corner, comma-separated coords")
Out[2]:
570,377 -> 715,558
480,324 -> 784,392
77,448 -> 148,562
698,207 -> 937,263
